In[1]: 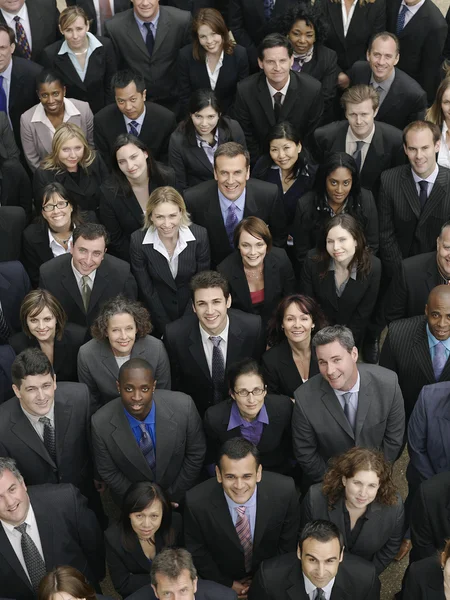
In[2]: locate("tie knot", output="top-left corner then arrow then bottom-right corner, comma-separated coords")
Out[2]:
82,274 -> 90,284
209,336 -> 222,348
400,4 -> 408,15
139,423 -> 147,432
343,392 -> 352,404
13,15 -> 20,22
39,416 -> 51,426
355,141 -> 364,151
14,522 -> 27,535
419,180 -> 428,192
228,203 -> 237,214
273,92 -> 283,103
144,21 -> 153,32
236,506 -> 246,516
130,120 -> 138,127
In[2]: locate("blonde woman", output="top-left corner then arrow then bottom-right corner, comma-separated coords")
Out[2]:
426,78 -> 450,169
130,186 -> 210,336
33,122 -> 109,212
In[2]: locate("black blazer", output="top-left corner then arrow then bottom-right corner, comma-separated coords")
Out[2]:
301,43 -> 338,124
404,555 -> 447,599
387,0 -> 448,104
0,159 -> 32,223
178,43 -> 249,116
0,207 -> 26,262
164,309 -> 265,417
204,395 -> 293,473
348,62 -> 427,131
129,223 -> 210,336
184,178 -> 288,267
8,57 -> 42,150
33,155 -> 110,213
38,253 -> 138,328
184,471 -> 300,587
66,0 -> 131,35
300,253 -> 382,347
232,70 -> 323,162
40,37 -> 117,114
217,247 -> 296,327
94,101 -> 176,168
261,338 -> 320,398
313,120 -> 405,198
301,484 -> 404,574
105,514 -> 183,597
9,324 -> 87,382
0,261 -> 31,335
169,117 -> 246,190
315,0 -> 386,72
98,165 -> 177,261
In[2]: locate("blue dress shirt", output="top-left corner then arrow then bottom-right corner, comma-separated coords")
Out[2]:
124,401 -> 156,448
426,324 -> 450,363
218,189 -> 246,228
224,486 -> 257,539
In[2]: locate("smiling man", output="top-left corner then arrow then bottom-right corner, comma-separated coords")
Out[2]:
292,325 -> 405,484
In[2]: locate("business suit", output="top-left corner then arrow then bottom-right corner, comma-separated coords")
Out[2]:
40,37 -> 117,114
232,70 -> 323,162
313,120 -> 405,197
169,117 -> 246,191
164,309 -> 265,417
77,335 -> 171,409
184,471 -> 300,586
20,98 -> 94,173
387,0 -> 448,104
8,57 -> 42,151
0,207 -> 26,262
0,261 -> 30,336
315,0 -> 385,72
378,165 -> 450,278
248,552 -> 380,600
301,43 -> 338,124
292,364 -> 406,482
125,579 -> 238,600
66,0 -> 131,35
348,62 -> 427,131
104,6 -> 191,110
217,247 -> 296,327
0,159 -> 32,223
9,324 -> 87,383
130,223 -> 210,336
301,253 -> 382,347
301,484 -> 404,574
0,345 -> 15,405
91,390 -> 206,504
0,483 -> 105,600
38,253 -> 138,329
379,315 -> 450,421
94,101 -> 176,168
404,555 -> 448,600
184,179 -> 288,267
0,112 -> 20,161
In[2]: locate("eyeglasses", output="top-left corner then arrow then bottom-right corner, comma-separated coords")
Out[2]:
42,201 -> 70,212
233,387 -> 266,398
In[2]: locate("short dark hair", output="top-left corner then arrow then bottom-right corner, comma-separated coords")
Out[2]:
368,31 -> 399,55
11,348 -> 55,388
111,70 -> 146,94
151,548 -> 197,586
403,120 -> 441,146
267,294 -> 328,347
298,520 -> 344,552
190,270 -> 230,301
258,32 -> 293,60
0,24 -> 15,45
214,142 -> 250,169
118,358 -> 154,384
227,358 -> 264,393
36,69 -> 65,92
233,216 -> 273,252
217,437 -> 260,470
72,223 -> 109,246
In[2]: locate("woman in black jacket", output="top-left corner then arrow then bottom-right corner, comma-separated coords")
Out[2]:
404,539 -> 450,599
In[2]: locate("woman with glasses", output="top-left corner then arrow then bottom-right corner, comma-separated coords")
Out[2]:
203,358 -> 293,474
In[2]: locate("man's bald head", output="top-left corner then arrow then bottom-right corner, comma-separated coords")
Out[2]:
426,285 -> 450,341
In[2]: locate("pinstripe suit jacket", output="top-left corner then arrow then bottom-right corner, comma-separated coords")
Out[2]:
378,165 -> 450,277
129,223 -> 210,335
379,315 -> 450,420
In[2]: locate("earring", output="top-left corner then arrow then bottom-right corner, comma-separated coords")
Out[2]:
312,324 -> 315,329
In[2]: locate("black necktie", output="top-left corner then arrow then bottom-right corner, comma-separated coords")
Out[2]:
144,22 -> 154,56
315,588 -> 326,600
210,336 -> 225,404
353,140 -> 364,172
273,92 -> 283,121
14,523 -> 47,592
39,416 -> 56,463
418,180 -> 428,210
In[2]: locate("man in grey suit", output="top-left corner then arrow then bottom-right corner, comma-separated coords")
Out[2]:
292,325 -> 405,484
91,357 -> 206,505
104,0 -> 191,112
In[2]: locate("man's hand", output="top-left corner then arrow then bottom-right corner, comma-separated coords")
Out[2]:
94,479 -> 106,493
337,72 -> 350,89
232,577 -> 252,598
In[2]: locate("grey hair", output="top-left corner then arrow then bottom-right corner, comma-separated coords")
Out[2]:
0,457 -> 24,482
151,548 -> 197,585
312,325 -> 355,352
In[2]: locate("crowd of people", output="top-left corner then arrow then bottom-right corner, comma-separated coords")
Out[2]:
1,0 -> 450,598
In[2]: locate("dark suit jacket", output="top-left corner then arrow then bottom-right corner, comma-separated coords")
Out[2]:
261,338 -> 320,398
0,483 -> 105,600
313,120 -> 405,197
0,112 -> 20,161
40,36 -> 117,114
94,101 -> 176,168
348,62 -> 427,130
178,43 -> 249,116
8,57 -> 42,150
232,70 -> 323,162
0,261 -> 30,335
301,43 -> 338,124
315,0 -> 386,72
217,247 -> 296,327
164,309 -> 265,417
184,178 -> 288,267
38,253 -> 138,328
292,364 -> 406,482
130,223 -> 210,335
9,324 -> 87,382
66,0 -> 131,35
0,207 -> 26,262
301,484 -> 404,574
378,165 -> 450,277
184,471 -> 300,586
0,159 -> 32,223
0,345 -> 16,405
104,6 -> 191,106
248,552 -> 380,600
169,117 -> 246,190
379,316 -> 450,421
384,252 -> 439,323
387,0 -> 448,103
404,555 -> 447,599
203,395 -> 293,472
91,391 -> 206,504
125,579 -> 238,600
300,253 -> 382,347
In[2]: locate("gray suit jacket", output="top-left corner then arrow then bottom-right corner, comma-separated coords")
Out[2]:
20,98 -> 94,172
77,335 -> 171,410
91,391 -> 206,503
292,364 -> 405,482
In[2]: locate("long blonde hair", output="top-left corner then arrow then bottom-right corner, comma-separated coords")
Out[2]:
41,123 -> 96,171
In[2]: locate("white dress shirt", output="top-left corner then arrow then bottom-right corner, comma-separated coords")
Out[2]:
345,125 -> 376,171
411,163 -> 439,197
48,228 -> 73,258
266,76 -> 290,109
1,4 -> 32,50
31,98 -> 82,135
71,259 -> 96,295
341,0 -> 358,37
438,122 -> 450,169
92,0 -> 115,36
399,0 -> 426,28
199,316 -> 229,375
142,225 -> 196,279
21,403 -> 55,442
206,51 -> 224,91
304,574 -> 335,600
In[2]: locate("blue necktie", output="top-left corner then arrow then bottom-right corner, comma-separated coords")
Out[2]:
139,423 -> 156,471
396,4 -> 408,34
144,22 -> 154,56
0,76 -> 7,114
263,0 -> 274,21
225,203 -> 238,248
129,120 -> 139,136
433,342 -> 447,380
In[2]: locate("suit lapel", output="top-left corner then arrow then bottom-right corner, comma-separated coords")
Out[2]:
188,325 -> 211,383
328,497 -> 348,545
321,379 -> 354,439
54,395 -> 73,462
189,144 -> 215,175
280,74 -> 298,120
206,191 -> 230,256
52,53 -> 86,89
124,11 -> 150,59
377,70 -> 405,121
361,125 -> 383,181
154,396 -> 177,481
210,486 -> 243,551
29,490 -> 54,569
88,265 -> 110,314
286,561 -> 308,600
230,260 -> 252,313
0,526 -> 32,589
420,167 -> 448,223
143,245 -> 177,291
26,1 -> 45,60
411,318 -> 436,382
152,7 -> 170,57
262,254 -> 278,314
9,402 -> 55,467
327,0 -> 345,47
226,314 -> 247,369
401,168 -> 421,219
100,340 -> 119,380
355,369 -> 375,440
256,74 -> 276,127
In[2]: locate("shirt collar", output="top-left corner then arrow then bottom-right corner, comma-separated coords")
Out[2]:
224,483 -> 257,511
0,59 -> 12,82
71,258 -> 96,282
328,259 -> 358,280
370,67 -> 395,90
123,106 -> 146,127
426,323 -> 450,350
196,128 -> 219,149
124,400 -> 156,427
206,50 -> 224,71
347,124 -> 376,145
134,10 -> 160,29
199,315 -> 230,344
1,3 -> 27,20
21,402 -> 55,424
218,188 -> 246,214
228,401 -> 269,431
58,31 -> 103,55
411,164 -> 439,185
400,0 -> 426,16
1,503 -> 36,534
142,225 -> 195,245
266,75 -> 290,99
303,573 -> 335,599
334,371 -> 361,397
32,98 -> 81,124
